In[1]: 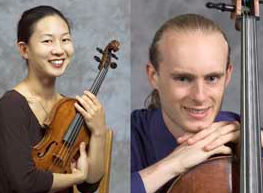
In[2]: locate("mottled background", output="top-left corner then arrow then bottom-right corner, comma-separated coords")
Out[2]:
131,0 -> 263,125
0,0 -> 130,192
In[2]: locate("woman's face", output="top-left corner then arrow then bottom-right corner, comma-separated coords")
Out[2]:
23,15 -> 74,78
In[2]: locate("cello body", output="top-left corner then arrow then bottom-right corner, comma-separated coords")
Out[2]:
167,156 -> 263,193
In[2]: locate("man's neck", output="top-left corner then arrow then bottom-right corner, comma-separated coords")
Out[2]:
161,109 -> 186,139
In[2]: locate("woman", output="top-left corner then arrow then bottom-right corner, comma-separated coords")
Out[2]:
0,5 -> 106,193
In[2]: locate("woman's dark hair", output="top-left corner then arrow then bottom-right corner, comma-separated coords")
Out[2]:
145,14 -> 231,109
17,5 -> 71,43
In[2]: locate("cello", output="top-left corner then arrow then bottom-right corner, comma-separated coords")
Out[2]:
31,40 -> 119,175
167,1 -> 262,193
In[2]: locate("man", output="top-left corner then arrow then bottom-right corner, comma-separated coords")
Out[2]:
131,13 -> 262,193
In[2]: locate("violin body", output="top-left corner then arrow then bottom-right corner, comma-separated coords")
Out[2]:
32,98 -> 90,174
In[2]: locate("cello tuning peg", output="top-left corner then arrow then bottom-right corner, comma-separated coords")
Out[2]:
96,47 -> 103,54
110,62 -> 117,69
94,56 -> 101,63
111,53 -> 118,60
206,2 -> 235,12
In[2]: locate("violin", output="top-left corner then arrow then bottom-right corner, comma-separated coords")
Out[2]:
168,1 -> 262,193
31,40 -> 120,175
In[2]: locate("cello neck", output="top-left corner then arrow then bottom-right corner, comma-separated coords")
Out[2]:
240,10 -> 262,193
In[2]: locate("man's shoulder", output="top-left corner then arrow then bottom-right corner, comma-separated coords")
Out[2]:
216,111 -> 240,122
131,108 -> 160,124
131,108 -> 162,133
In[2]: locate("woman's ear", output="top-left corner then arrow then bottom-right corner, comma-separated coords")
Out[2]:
17,41 -> 29,60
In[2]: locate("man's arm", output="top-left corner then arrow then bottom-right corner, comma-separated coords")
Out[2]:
137,129 -> 232,193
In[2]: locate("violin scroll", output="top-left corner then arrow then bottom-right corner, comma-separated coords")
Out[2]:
94,40 -> 120,70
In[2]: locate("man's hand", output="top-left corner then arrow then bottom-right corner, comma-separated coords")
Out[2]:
163,124 -> 234,175
139,129 -> 232,193
178,121 -> 240,151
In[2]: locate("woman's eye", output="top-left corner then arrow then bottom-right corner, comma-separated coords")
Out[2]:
42,40 -> 52,43
62,38 -> 71,42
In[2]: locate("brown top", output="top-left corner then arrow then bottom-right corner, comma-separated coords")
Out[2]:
0,90 -> 99,193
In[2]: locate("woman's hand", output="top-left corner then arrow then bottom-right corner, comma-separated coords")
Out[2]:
74,90 -> 106,136
71,142 -> 89,183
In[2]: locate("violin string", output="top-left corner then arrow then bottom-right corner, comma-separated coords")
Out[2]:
62,70 -> 107,164
59,70 -> 107,170
91,69 -> 105,95
48,115 -> 83,171
63,116 -> 84,161
49,68 -> 108,172
48,112 -> 82,171
52,115 -> 83,170
59,114 -> 84,168
58,69 -> 107,168
63,118 -> 85,167
93,69 -> 107,95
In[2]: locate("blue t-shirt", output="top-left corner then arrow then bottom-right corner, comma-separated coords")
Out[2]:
131,108 -> 240,193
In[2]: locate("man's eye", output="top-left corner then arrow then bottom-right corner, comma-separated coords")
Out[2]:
174,76 -> 191,82
206,76 -> 218,83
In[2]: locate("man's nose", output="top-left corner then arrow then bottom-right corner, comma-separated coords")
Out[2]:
190,81 -> 207,104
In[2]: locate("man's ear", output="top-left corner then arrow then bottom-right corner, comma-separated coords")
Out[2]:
225,62 -> 233,87
17,41 -> 29,60
146,62 -> 159,90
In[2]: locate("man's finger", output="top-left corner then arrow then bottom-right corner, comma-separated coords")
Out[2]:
204,130 -> 240,151
187,121 -> 231,145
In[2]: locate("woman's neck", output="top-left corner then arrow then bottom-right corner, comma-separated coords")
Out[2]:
24,74 -> 57,101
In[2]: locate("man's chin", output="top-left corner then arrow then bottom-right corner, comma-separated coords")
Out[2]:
183,121 -> 213,133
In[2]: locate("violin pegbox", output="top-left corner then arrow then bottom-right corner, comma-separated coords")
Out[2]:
93,40 -> 120,70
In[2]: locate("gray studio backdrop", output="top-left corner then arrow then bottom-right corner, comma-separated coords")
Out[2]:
131,0 -> 263,125
0,0 -> 130,192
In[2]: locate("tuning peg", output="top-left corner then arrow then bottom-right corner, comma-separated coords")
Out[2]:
94,56 -> 101,63
111,53 -> 118,60
96,47 -> 103,54
110,62 -> 117,69
206,2 -> 235,12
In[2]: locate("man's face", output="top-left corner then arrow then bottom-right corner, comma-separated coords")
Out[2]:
147,30 -> 233,136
